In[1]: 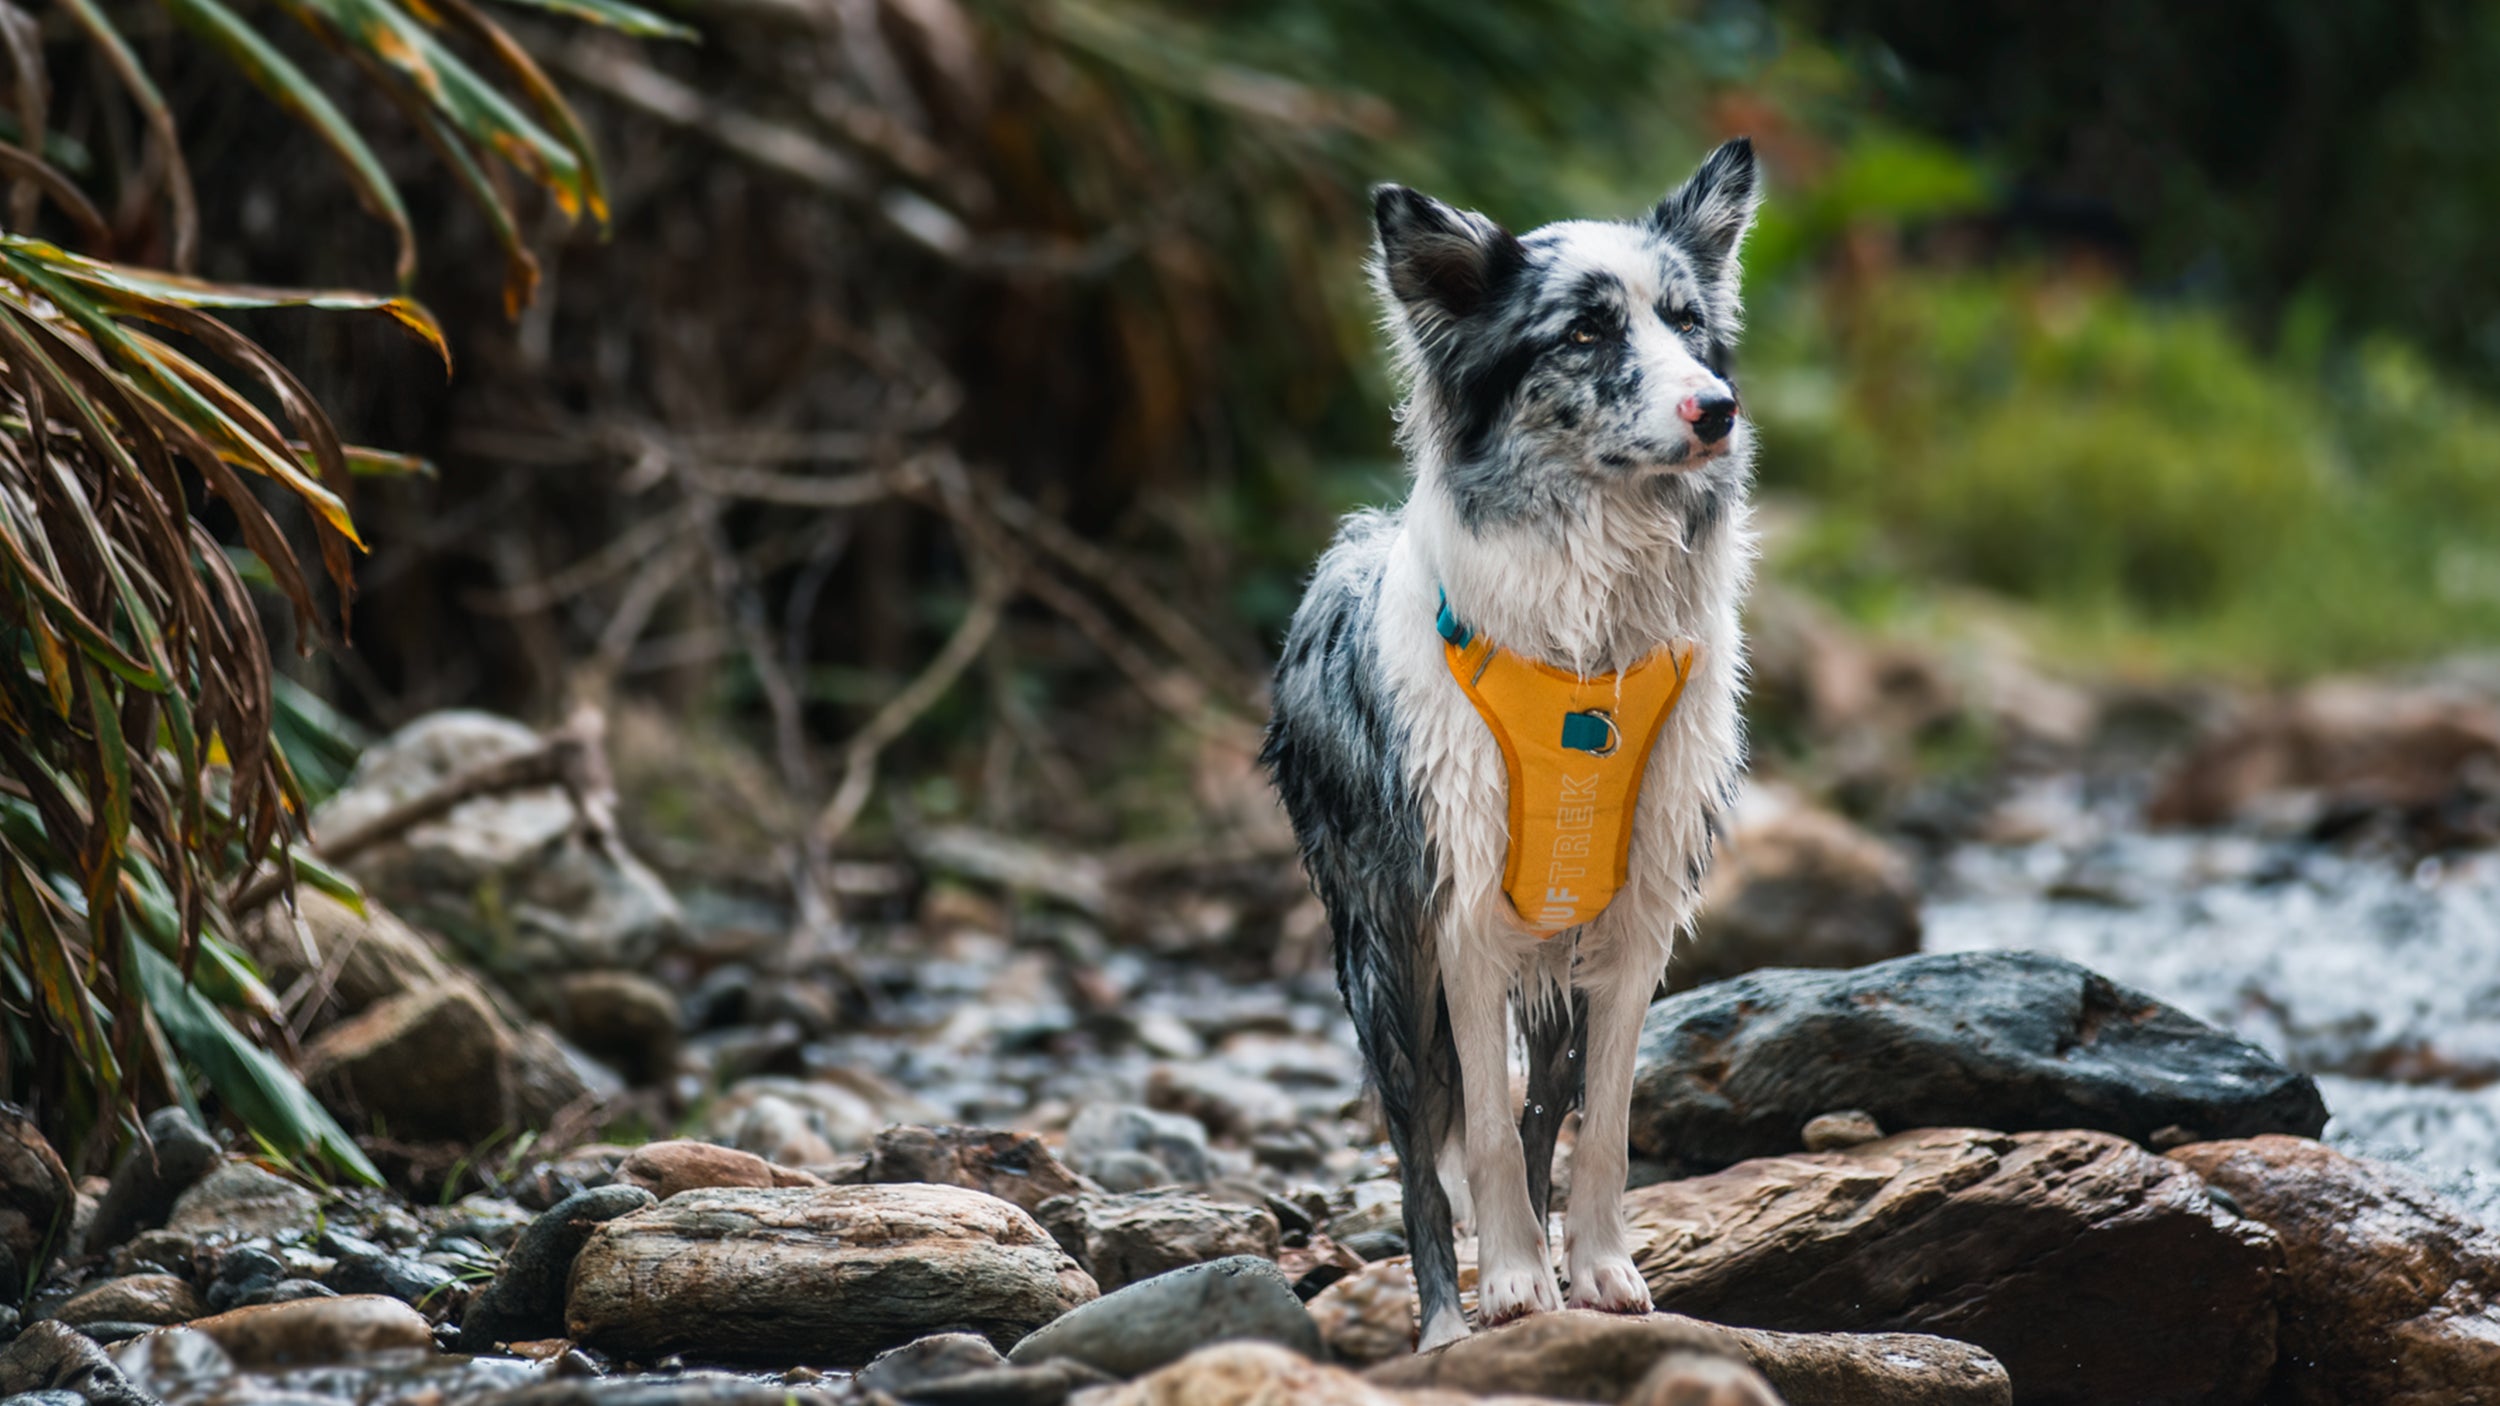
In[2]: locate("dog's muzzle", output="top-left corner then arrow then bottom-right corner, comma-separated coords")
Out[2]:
1677,392 -> 1738,446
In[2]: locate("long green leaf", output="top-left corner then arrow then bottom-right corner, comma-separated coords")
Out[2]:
128,935 -> 382,1186
491,0 -> 695,40
159,0 -> 421,289
276,0 -> 589,216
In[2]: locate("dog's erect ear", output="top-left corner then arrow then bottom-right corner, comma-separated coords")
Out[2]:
1651,137 -> 1761,281
1373,184 -> 1524,324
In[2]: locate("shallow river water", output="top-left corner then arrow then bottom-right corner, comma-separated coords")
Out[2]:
1925,776 -> 2500,1218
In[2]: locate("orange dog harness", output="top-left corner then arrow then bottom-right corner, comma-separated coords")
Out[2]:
1438,592 -> 1695,936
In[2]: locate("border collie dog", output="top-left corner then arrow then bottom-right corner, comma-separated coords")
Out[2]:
1262,139 -> 1760,1348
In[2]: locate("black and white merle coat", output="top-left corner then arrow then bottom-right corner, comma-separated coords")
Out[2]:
1262,140 -> 1760,1348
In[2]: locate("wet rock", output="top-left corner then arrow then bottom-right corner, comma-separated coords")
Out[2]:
855,1332 -> 1006,1396
302,983 -> 595,1145
612,1141 -> 819,1200
0,1321 -> 154,1406
0,1106 -> 71,1286
1035,1190 -> 1280,1292
183,1294 -> 433,1367
1626,1127 -> 2278,1406
1368,1310 -> 2010,1406
566,1184 -> 1095,1364
458,1184 -> 654,1352
886,1358 -> 1115,1405
51,1276 -> 202,1329
165,1164 -> 319,1246
1062,1106 -> 1215,1190
105,1328 -> 233,1403
1006,1255 -> 1316,1379
83,1109 -> 219,1255
314,710 -> 684,973
463,1377 -> 851,1405
204,1248 -> 285,1312
1675,794 -> 1923,991
1799,1111 -> 1882,1152
1306,1258 -> 1416,1367
2148,680 -> 2500,832
543,971 -> 683,1087
230,1279 -> 335,1309
2171,1135 -> 2500,1404
1630,951 -> 2329,1174
862,1126 -> 1098,1216
324,1253 -> 458,1314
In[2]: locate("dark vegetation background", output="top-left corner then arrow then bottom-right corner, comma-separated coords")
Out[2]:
36,0 -> 2500,979
239,0 -> 2499,861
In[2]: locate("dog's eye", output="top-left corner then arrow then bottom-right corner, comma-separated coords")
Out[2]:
1672,309 -> 1699,334
1566,322 -> 1600,347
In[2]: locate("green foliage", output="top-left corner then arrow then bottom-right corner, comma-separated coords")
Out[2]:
1751,269 -> 2500,675
0,0 -> 670,1169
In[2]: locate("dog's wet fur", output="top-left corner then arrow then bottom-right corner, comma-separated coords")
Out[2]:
1263,139 -> 1760,1347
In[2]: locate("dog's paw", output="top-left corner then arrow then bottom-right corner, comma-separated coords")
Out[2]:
1475,1259 -> 1564,1327
1417,1304 -> 1471,1353
1565,1255 -> 1654,1314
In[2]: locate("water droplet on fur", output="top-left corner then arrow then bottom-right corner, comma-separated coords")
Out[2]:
1567,1049 -> 1578,1059
1533,1104 -> 1545,1115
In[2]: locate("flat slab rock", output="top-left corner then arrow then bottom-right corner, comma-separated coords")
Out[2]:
1368,1309 -> 2010,1406
565,1183 -> 1097,1365
1631,950 -> 2327,1174
1626,1127 -> 2281,1406
2172,1135 -> 2500,1405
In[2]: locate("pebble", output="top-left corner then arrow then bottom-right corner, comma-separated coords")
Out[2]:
1800,1110 -> 1884,1152
1063,1106 -> 1215,1189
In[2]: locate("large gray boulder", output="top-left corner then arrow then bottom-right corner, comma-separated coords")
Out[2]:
1632,950 -> 2327,1174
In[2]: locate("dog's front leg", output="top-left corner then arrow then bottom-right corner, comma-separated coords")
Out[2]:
1437,924 -> 1562,1328
1563,934 -> 1666,1314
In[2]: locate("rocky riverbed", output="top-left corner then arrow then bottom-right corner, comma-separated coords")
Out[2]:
9,674 -> 2500,1405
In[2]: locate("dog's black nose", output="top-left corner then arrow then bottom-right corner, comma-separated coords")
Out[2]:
1689,393 -> 1737,446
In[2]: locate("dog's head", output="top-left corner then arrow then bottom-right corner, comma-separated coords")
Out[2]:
1373,139 -> 1761,529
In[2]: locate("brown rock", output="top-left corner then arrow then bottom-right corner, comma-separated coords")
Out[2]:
2170,1135 -> 2500,1405
566,1183 -> 1097,1364
1307,1257 -> 1421,1367
2148,680 -> 2500,830
1799,1111 -> 1882,1152
862,1124 -> 1099,1215
1036,1189 -> 1282,1292
164,1162 -> 319,1243
613,1139 -> 821,1199
1627,1128 -> 2278,1406
0,1102 -> 72,1276
54,1273 -> 204,1327
1626,1352 -> 1786,1406
543,970 -> 682,1086
183,1294 -> 435,1366
238,889 -> 455,1029
1368,1311 -> 2007,1406
1675,794 -> 1922,991
1074,1341 -> 1571,1406
302,983 -> 594,1144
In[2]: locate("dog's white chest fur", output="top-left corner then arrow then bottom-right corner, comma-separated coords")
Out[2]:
1379,477 -> 1752,979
